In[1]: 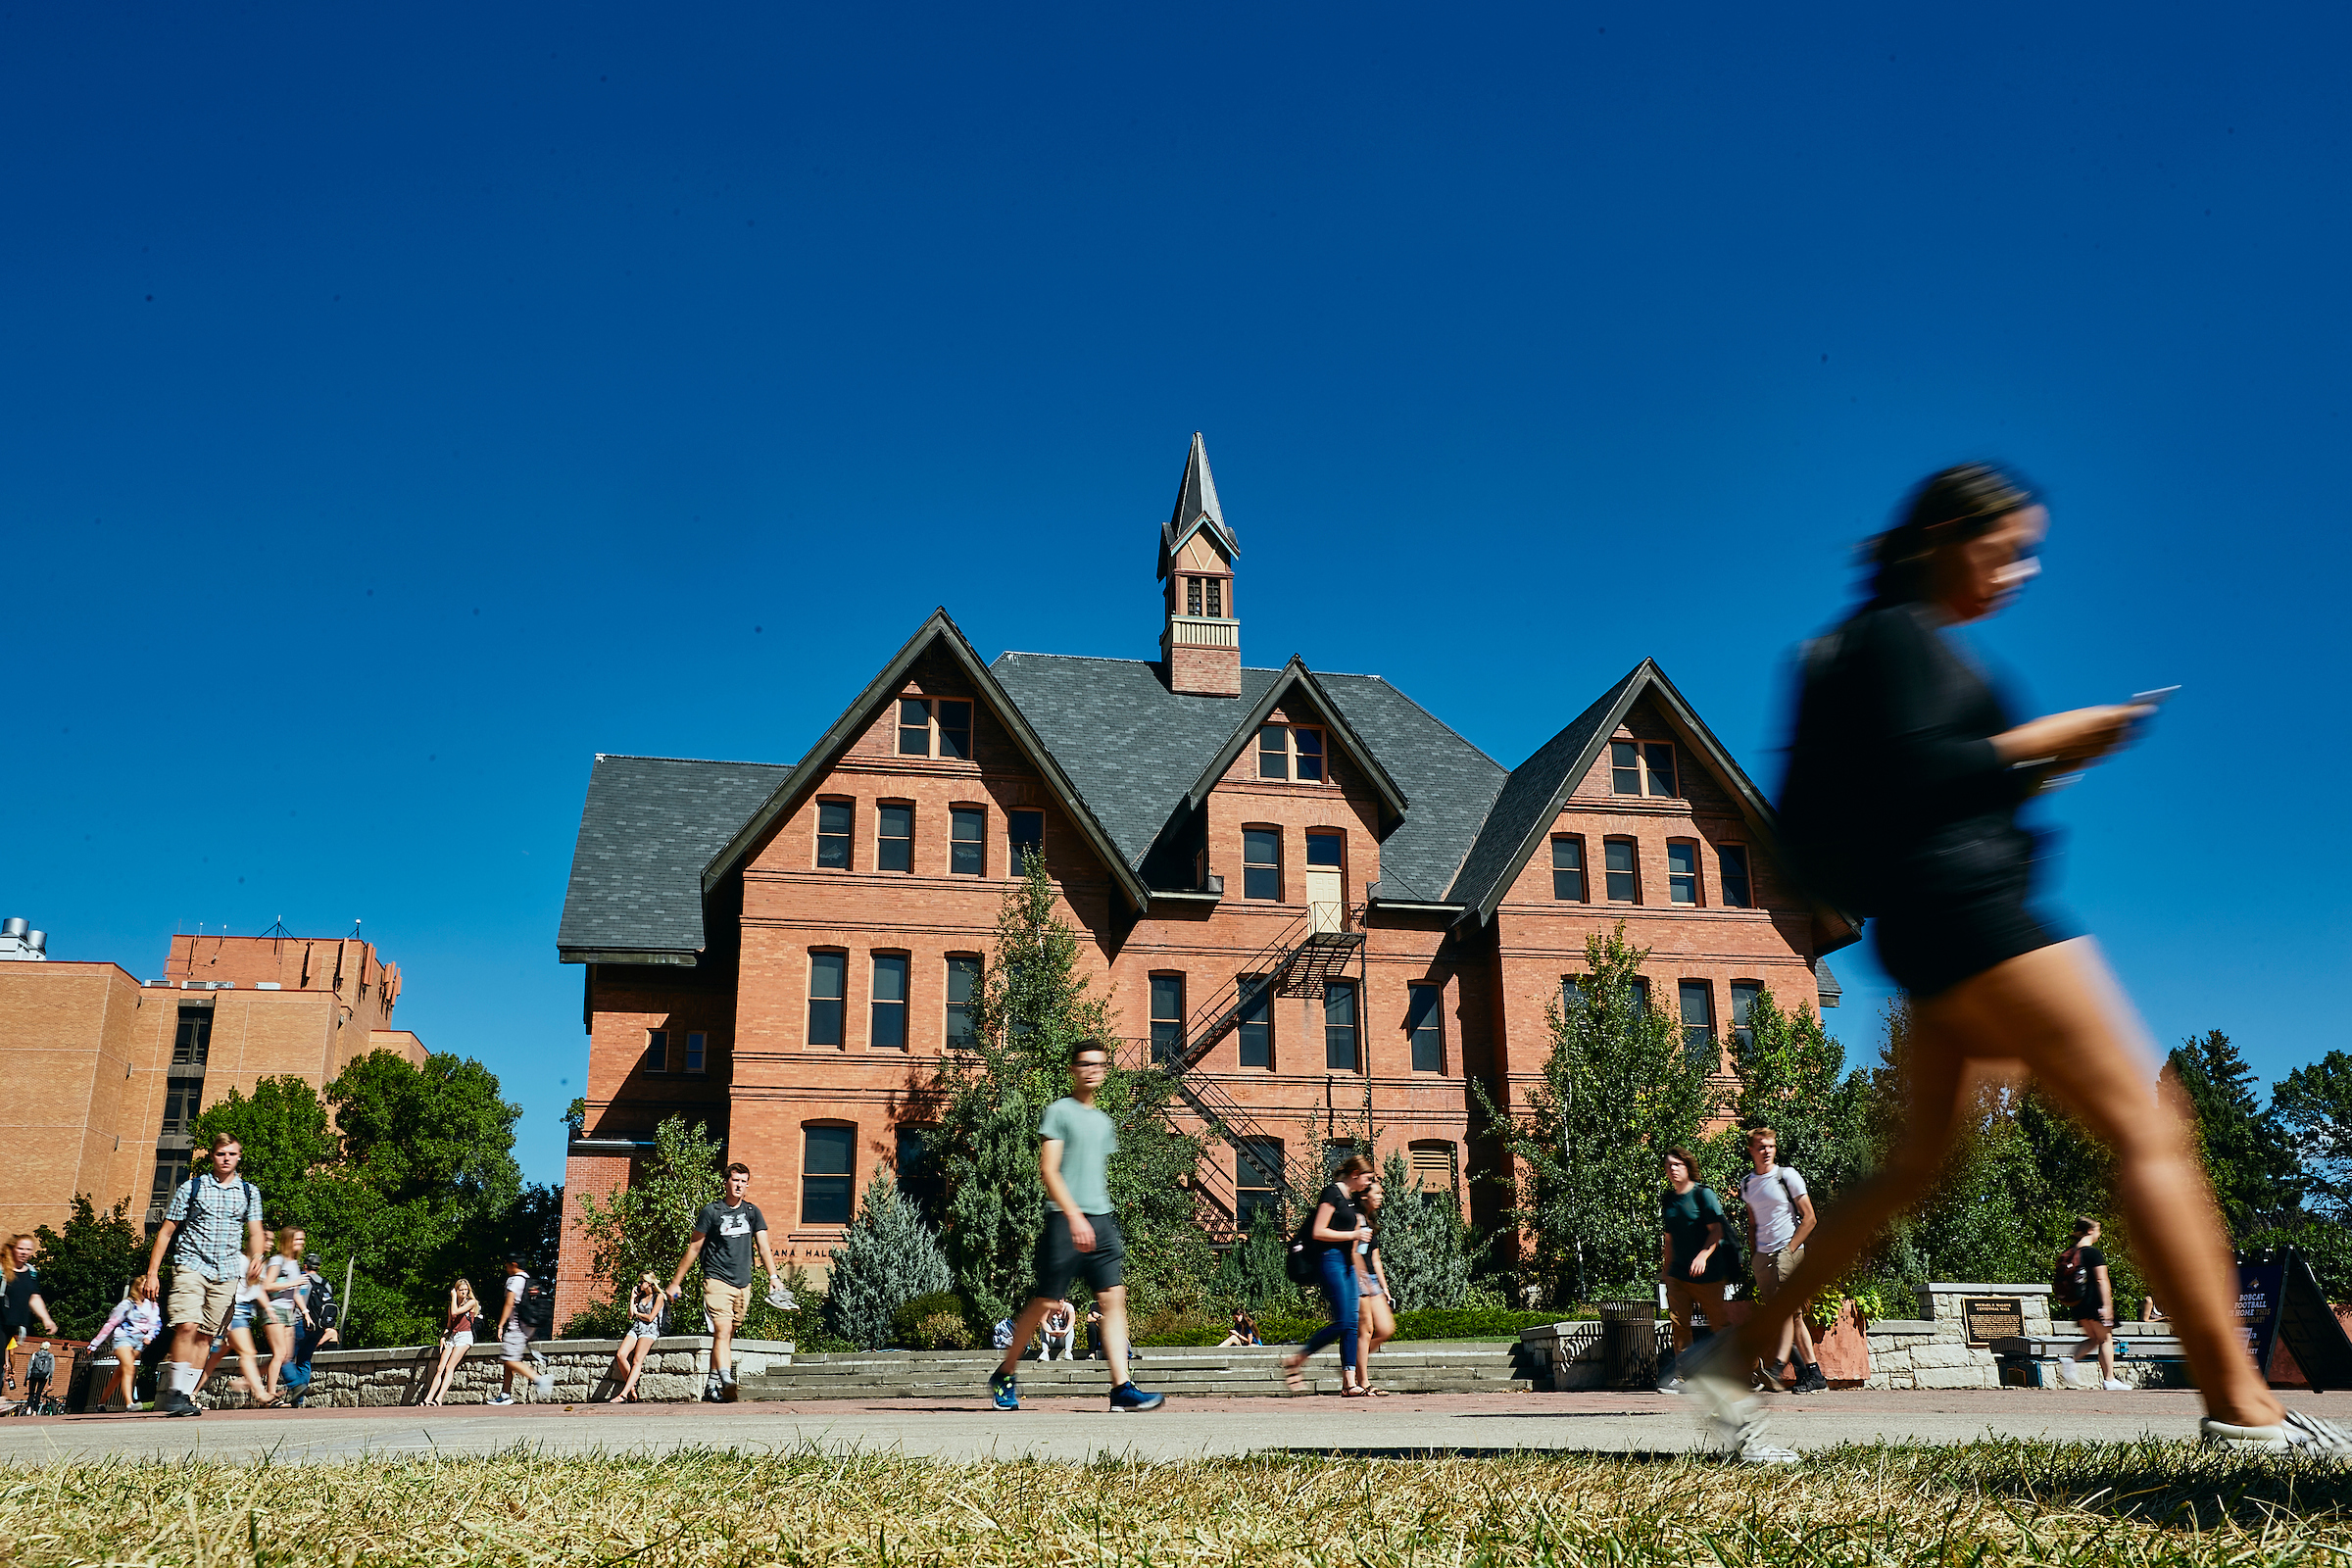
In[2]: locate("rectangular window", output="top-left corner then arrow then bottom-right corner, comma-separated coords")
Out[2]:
1236,1138 -> 1283,1232
1258,725 -> 1288,779
1243,828 -> 1281,900
1550,836 -> 1586,901
870,955 -> 909,1049
685,1031 -> 708,1074
877,804 -> 913,872
816,801 -> 853,869
1667,840 -> 1699,906
1604,838 -> 1639,903
1324,980 -> 1360,1071
1718,845 -> 1753,908
936,700 -> 972,760
1304,831 -> 1343,868
1630,975 -> 1650,1014
643,1029 -> 668,1073
1256,725 -> 1326,782
149,1153 -> 190,1209
1206,578 -> 1223,617
808,952 -> 847,1047
1730,981 -> 1762,1052
899,698 -> 932,756
1609,739 -> 1678,796
162,1085 -> 192,1134
1405,983 -> 1445,1073
946,956 -> 981,1049
1294,727 -> 1324,782
1186,577 -> 1202,615
1611,739 -> 1642,794
1236,975 -> 1272,1068
1151,974 -> 1186,1064
1007,809 -> 1044,868
802,1125 -> 855,1225
951,807 -> 986,876
172,1008 -> 213,1066
1679,981 -> 1715,1066
1562,974 -> 1584,1013
896,1127 -> 944,1225
1644,742 -> 1678,798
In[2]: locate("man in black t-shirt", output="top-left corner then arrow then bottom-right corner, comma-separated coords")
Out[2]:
2056,1217 -> 2127,1390
667,1161 -> 779,1402
1,1236 -> 58,1355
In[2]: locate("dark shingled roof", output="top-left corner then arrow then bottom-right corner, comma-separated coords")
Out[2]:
990,654 -> 1283,872
558,755 -> 791,958
1442,667 -> 1643,912
1313,673 -> 1505,903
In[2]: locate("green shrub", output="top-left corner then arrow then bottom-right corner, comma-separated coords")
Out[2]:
892,1291 -> 976,1349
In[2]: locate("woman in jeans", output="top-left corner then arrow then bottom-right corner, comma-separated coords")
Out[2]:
1656,1148 -> 1728,1389
1348,1178 -> 1397,1396
1280,1155 -> 1374,1395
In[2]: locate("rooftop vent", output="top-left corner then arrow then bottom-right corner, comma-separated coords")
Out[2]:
0,918 -> 48,961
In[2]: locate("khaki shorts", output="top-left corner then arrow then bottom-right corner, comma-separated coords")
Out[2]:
704,1279 -> 752,1330
1753,1245 -> 1805,1302
168,1270 -> 239,1333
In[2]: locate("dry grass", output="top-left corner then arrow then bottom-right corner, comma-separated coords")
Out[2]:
9,1442 -> 2352,1567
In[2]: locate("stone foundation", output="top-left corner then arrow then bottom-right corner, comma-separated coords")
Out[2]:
184,1337 -> 795,1409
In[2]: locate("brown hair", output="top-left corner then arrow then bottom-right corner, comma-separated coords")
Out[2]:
1331,1153 -> 1373,1182
1662,1148 -> 1701,1181
273,1227 -> 304,1255
2072,1215 -> 2097,1237
0,1235 -> 27,1285
1745,1126 -> 1777,1148
207,1132 -> 241,1153
725,1161 -> 752,1178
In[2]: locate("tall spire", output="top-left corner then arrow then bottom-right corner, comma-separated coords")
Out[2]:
1158,432 -> 1242,696
1158,431 -> 1240,579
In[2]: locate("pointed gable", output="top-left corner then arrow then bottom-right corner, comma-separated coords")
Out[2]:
701,611 -> 1151,911
1180,658 -> 1408,827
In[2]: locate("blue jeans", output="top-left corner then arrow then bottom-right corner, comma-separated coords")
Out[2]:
1299,1248 -> 1360,1370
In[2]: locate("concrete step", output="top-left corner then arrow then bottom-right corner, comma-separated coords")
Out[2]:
736,1339 -> 1535,1400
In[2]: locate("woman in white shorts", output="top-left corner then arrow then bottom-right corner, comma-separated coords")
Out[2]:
1348,1179 -> 1397,1397
602,1275 -> 664,1402
259,1228 -> 309,1405
421,1278 -> 481,1406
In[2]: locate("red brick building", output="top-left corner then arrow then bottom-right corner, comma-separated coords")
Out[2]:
554,434 -> 1855,1318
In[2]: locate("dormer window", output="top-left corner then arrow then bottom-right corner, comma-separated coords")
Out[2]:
1609,739 -> 1678,797
899,698 -> 973,760
1258,724 -> 1326,782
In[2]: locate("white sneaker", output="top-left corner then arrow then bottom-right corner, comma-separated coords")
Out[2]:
486,1393 -> 514,1405
2103,1379 -> 2131,1392
532,1375 -> 554,1397
1675,1336 -> 1800,1465
2201,1410 -> 2352,1455
2055,1357 -> 2084,1389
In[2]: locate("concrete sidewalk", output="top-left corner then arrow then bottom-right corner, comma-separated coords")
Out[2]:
4,1388 -> 2345,1466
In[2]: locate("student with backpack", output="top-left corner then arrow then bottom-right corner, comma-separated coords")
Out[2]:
2054,1217 -> 2130,1391
140,1133 -> 267,1417
1740,1128 -> 1827,1395
487,1257 -> 554,1404
1655,1149 -> 1747,1400
1278,1154 -> 1375,1396
23,1341 -> 54,1414
1677,462 -> 2351,1459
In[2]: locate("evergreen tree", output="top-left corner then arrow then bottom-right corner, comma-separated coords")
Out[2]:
819,1168 -> 952,1350
568,1115 -> 725,1335
930,850 -> 1208,1322
2168,1030 -> 2303,1237
30,1198 -> 144,1340
1371,1149 -> 1475,1310
2271,1050 -> 2352,1220
1209,1221 -> 1298,1315
1474,923 -> 1720,1305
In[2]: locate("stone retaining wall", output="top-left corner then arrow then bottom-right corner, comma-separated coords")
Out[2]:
172,1338 -> 795,1409
1862,1285 -> 2055,1390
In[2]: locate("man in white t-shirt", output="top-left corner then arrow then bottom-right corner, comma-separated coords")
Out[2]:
486,1258 -> 553,1404
1740,1127 -> 1826,1395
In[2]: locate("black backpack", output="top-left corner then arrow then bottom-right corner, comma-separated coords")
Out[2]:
515,1275 -> 557,1329
1778,625 -> 1886,916
1284,1216 -> 1319,1286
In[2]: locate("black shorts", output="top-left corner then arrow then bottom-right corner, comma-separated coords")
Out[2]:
1031,1210 -> 1124,1300
1873,891 -> 2070,999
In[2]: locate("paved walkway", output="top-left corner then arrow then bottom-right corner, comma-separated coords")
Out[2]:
7,1389 -> 2346,1465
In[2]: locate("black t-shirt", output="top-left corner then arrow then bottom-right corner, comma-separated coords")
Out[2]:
692,1200 -> 768,1288
2061,1244 -> 2110,1318
1315,1184 -> 1361,1253
2,1267 -> 40,1328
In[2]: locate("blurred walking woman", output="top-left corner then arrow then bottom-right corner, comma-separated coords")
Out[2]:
420,1278 -> 480,1407
1681,462 -> 2348,1459
1348,1178 -> 1396,1396
1280,1155 -> 1373,1395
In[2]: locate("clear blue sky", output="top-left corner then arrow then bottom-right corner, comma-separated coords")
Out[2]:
6,5 -> 2345,1187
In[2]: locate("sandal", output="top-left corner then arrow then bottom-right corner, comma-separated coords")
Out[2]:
1342,1385 -> 1369,1397
1281,1355 -> 1307,1394
1365,1386 -> 1393,1397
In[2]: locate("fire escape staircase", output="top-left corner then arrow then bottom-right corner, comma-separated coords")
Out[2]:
1151,906 -> 1366,1243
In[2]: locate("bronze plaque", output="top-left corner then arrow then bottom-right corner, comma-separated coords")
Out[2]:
1963,1297 -> 2025,1346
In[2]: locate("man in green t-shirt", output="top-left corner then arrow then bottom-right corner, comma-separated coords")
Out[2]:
989,1041 -> 1163,1412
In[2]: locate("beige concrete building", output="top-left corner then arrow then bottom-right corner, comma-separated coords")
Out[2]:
0,925 -> 426,1237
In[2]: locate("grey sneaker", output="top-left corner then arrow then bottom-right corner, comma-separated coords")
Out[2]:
532,1374 -> 554,1398
1676,1336 -> 1800,1465
2201,1410 -> 2352,1455
486,1393 -> 515,1405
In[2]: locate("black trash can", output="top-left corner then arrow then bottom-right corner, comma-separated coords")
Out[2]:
1600,1298 -> 1660,1390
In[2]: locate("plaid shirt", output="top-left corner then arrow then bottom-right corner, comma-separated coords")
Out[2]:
164,1172 -> 262,1282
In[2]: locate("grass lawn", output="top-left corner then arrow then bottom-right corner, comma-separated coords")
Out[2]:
14,1442 -> 2351,1565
